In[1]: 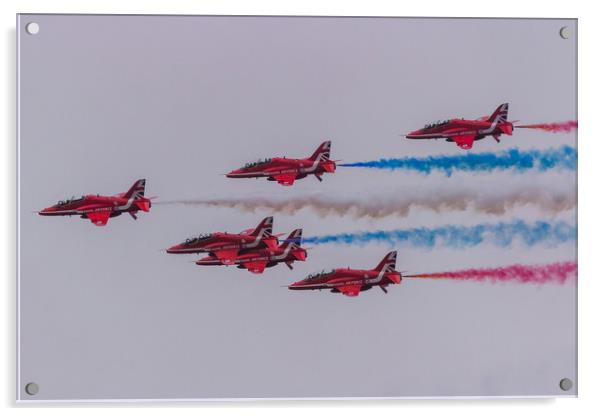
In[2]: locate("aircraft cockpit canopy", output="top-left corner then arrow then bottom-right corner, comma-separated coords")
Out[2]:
243,158 -> 272,169
304,269 -> 336,281
184,234 -> 211,245
56,196 -> 84,206
423,119 -> 450,129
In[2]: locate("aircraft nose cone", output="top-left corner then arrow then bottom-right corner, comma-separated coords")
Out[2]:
166,244 -> 182,254
288,280 -> 304,289
226,169 -> 242,178
38,206 -> 55,216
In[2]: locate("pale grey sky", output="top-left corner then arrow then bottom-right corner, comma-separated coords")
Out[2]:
18,15 -> 576,400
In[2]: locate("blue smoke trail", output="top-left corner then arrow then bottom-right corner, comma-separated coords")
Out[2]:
340,146 -> 577,176
303,220 -> 576,249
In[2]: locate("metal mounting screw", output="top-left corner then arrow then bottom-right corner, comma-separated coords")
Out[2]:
25,382 -> 39,396
25,22 -> 40,35
559,378 -> 573,391
559,26 -> 569,39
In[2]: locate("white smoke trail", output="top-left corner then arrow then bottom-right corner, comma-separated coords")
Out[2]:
156,188 -> 575,219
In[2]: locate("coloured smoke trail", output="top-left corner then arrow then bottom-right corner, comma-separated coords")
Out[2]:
302,220 -> 576,249
162,188 -> 577,219
516,121 -> 578,133
339,146 -> 576,175
405,261 -> 577,285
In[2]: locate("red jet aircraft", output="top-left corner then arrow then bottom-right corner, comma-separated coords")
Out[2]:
166,216 -> 278,264
195,228 -> 307,274
288,251 -> 401,297
405,103 -> 514,149
38,179 -> 151,226
226,141 -> 336,186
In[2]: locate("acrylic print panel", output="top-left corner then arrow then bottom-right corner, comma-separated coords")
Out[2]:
17,15 -> 577,401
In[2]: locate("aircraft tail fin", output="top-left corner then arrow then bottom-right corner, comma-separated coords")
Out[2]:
250,216 -> 273,237
309,141 -> 331,162
373,251 -> 397,273
282,229 -> 306,261
280,228 -> 302,248
488,103 -> 509,123
124,179 -> 146,200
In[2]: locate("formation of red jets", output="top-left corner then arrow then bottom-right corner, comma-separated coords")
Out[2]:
165,216 -> 304,274
164,216 -> 402,296
38,103 -> 532,296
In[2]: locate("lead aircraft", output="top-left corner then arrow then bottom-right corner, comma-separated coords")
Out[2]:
38,179 -> 151,226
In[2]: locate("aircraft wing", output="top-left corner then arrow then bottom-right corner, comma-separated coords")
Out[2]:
270,173 -> 297,186
452,133 -> 477,150
212,249 -> 240,264
87,210 -> 111,226
334,284 -> 362,297
242,261 -> 268,274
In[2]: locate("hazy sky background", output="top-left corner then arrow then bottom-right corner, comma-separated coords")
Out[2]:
18,15 -> 577,400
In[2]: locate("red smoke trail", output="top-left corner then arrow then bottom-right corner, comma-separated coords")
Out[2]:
516,121 -> 578,133
406,261 -> 577,284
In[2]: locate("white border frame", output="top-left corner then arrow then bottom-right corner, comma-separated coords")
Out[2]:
3,1 -> 600,414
